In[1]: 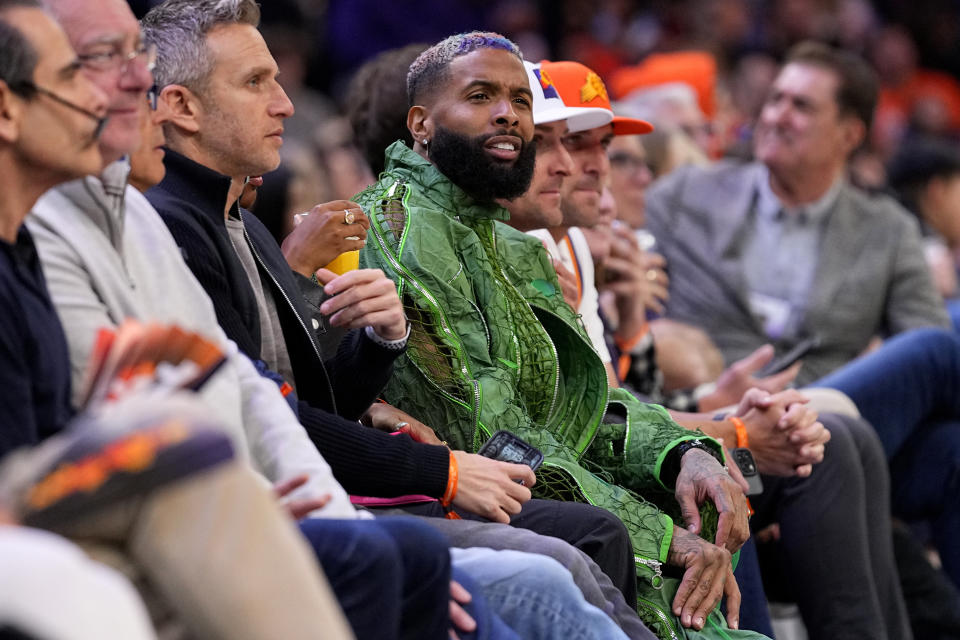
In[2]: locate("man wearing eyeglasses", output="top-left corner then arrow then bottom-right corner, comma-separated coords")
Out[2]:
42,0 -> 156,163
0,0 -> 107,460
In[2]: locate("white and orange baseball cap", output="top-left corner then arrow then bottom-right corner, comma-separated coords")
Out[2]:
524,61 -> 612,131
539,60 -> 654,135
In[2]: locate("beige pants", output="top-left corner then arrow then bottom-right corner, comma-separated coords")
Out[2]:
53,462 -> 354,640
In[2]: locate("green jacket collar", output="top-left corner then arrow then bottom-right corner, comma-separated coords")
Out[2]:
383,141 -> 510,223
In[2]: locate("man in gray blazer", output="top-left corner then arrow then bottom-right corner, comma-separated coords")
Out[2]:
646,43 -> 949,388
646,41 -> 960,637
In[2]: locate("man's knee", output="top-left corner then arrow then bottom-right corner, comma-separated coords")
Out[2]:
298,518 -> 402,585
371,516 -> 451,584
779,413 -> 872,500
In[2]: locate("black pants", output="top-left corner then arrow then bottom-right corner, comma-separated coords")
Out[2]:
751,412 -> 912,640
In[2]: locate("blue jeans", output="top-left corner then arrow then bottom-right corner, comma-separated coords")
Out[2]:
451,567 -> 521,640
298,517 -> 451,640
451,547 -> 630,640
816,327 -> 960,586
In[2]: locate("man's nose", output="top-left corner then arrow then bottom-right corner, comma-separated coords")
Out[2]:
86,82 -> 109,119
552,145 -> 575,177
583,147 -> 606,177
491,98 -> 520,129
637,162 -> 653,187
118,56 -> 154,94
271,84 -> 295,118
764,98 -> 789,124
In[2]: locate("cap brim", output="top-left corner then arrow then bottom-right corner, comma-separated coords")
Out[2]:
535,106 -> 614,132
612,116 -> 654,135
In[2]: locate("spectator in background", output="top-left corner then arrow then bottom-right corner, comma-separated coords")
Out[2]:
346,43 -> 426,177
648,40 -> 949,386
609,52 -> 717,155
128,91 -> 164,193
870,25 -> 960,158
888,138 -> 960,309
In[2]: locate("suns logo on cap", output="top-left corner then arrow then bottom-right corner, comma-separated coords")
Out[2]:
580,72 -> 608,104
534,68 -> 559,100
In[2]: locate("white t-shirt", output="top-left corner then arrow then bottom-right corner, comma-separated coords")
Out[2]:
526,228 -> 612,364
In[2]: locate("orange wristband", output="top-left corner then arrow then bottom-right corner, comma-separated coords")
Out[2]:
441,450 -> 458,507
614,324 -> 650,354
729,417 -> 749,448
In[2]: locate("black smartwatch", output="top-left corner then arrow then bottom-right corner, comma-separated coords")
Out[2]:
661,438 -> 721,486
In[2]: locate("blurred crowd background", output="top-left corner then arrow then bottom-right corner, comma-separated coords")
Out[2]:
124,0 -> 960,256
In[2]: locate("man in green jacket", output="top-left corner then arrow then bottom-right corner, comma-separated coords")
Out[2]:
357,31 -> 759,639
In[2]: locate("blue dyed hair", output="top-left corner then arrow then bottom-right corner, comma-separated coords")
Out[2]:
406,31 -> 522,106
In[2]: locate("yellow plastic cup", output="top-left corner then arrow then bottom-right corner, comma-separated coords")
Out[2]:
323,250 -> 360,275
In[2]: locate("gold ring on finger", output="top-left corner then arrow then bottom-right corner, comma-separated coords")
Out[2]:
646,269 -> 658,281
343,209 -> 355,225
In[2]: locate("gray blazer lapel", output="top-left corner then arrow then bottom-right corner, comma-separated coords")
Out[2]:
700,164 -> 761,311
674,162 -> 762,329
801,185 -> 859,332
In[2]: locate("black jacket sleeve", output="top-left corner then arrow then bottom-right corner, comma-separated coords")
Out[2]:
297,402 -> 449,498
293,270 -> 402,419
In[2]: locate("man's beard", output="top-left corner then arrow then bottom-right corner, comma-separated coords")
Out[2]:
428,126 -> 536,202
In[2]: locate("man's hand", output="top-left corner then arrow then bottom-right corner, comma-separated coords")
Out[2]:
452,452 -> 535,523
317,268 -> 407,339
734,389 -> 831,477
362,402 -> 443,445
698,345 -> 801,412
674,448 -> 750,552
274,475 -> 332,520
449,580 -> 477,639
281,200 -> 369,277
668,526 -> 741,631
601,228 -> 668,340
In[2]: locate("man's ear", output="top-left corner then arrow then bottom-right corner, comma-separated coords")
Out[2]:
840,116 -> 866,156
0,81 -> 22,145
159,84 -> 201,134
407,105 -> 431,148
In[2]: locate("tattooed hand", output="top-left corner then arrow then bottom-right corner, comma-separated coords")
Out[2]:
667,525 -> 741,631
674,448 -> 750,552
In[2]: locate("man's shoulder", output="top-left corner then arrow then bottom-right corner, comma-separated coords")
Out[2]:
145,181 -> 207,226
647,160 -> 759,220
497,220 -> 543,246
837,182 -> 916,230
649,159 -> 755,195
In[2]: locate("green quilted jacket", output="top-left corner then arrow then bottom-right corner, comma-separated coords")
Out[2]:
357,143 -> 765,640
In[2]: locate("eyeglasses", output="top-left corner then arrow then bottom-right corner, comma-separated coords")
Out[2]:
14,81 -> 108,140
78,42 -> 157,74
147,84 -> 158,110
608,152 -> 650,173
